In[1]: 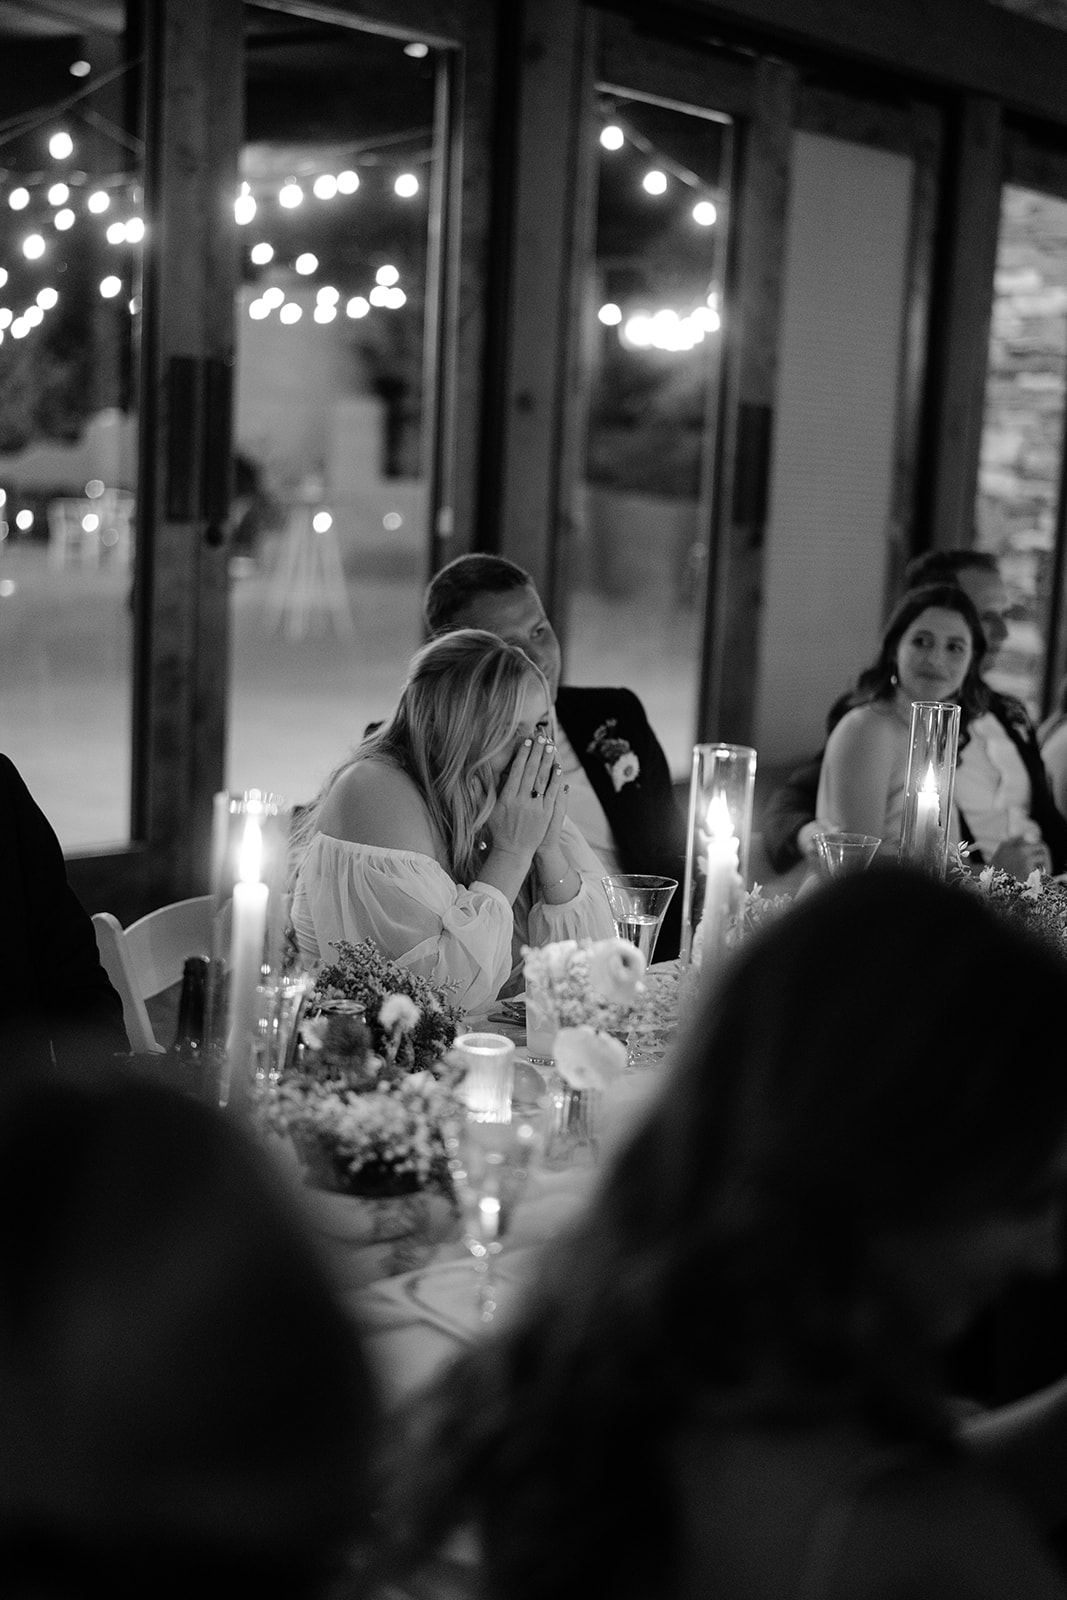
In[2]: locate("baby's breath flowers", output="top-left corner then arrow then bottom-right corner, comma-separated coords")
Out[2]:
255,941 -> 466,1198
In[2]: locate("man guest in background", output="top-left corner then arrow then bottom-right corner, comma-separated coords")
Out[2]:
424,554 -> 687,958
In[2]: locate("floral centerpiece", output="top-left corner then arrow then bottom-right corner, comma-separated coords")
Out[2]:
522,936 -> 645,1093
954,857 -> 1067,958
255,940 -> 466,1200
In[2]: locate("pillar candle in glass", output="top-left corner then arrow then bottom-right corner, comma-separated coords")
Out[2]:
898,701 -> 960,878
680,743 -> 756,966
206,788 -> 292,1110
455,1032 -> 515,1125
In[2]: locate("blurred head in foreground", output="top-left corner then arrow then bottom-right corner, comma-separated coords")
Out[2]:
386,868 -> 1067,1599
0,1070 -> 376,1600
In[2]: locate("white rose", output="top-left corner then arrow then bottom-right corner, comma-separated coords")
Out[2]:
379,993 -> 420,1032
587,936 -> 646,1003
609,752 -> 640,791
554,1025 -> 627,1090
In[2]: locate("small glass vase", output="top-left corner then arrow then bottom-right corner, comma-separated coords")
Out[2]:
898,701 -> 960,878
541,1072 -> 600,1169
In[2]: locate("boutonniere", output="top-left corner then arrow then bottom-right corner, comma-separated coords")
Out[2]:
587,719 -> 641,791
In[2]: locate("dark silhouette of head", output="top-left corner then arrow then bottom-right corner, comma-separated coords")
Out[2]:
0,1070 -> 377,1600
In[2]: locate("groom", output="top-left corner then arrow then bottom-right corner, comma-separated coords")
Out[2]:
423,554 -> 687,959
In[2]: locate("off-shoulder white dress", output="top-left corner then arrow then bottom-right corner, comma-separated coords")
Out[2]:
290,816 -> 615,1014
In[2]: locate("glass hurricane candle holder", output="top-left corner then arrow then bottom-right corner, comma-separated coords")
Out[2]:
455,1032 -> 515,1124
898,701 -> 960,878
205,788 -> 293,1111
680,743 -> 756,968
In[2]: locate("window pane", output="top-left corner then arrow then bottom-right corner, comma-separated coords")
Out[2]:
0,10 -> 140,848
976,184 -> 1067,714
229,8 -> 441,808
565,93 -> 730,774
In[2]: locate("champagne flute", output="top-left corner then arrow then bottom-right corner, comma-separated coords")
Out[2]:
601,873 -> 678,965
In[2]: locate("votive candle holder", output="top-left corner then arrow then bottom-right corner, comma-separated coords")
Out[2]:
680,742 -> 756,967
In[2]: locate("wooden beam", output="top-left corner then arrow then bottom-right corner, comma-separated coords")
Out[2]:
673,0 -> 1067,127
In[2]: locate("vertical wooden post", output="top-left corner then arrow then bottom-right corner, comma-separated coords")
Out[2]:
703,58 -> 796,743
920,97 -> 1003,551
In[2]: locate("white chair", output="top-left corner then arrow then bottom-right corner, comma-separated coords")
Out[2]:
93,894 -> 215,1055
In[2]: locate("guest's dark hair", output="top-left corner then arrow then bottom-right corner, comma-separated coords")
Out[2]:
904,548 -> 999,589
424,554 -> 533,634
0,1071 -> 377,1600
382,870 -> 1067,1600
848,583 -> 989,727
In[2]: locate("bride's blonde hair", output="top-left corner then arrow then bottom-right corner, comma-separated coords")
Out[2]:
297,630 -> 549,886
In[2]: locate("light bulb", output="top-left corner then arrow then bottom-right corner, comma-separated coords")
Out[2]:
279,181 -> 303,208
313,304 -> 337,323
692,200 -> 717,226
294,252 -> 318,275
598,303 -> 622,325
99,275 -> 121,298
346,296 -> 370,318
22,234 -> 46,259
9,188 -> 30,211
394,173 -> 419,198
312,174 -> 338,199
279,302 -> 302,323
36,287 -> 58,309
47,183 -> 70,206
106,221 -> 126,244
87,190 -> 110,213
234,192 -> 257,224
642,170 -> 668,195
375,264 -> 399,286
49,131 -> 74,160
54,209 -> 75,230
600,124 -> 624,151
125,216 -> 145,243
250,241 -> 273,264
336,170 -> 360,194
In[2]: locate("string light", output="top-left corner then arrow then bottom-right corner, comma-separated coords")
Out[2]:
316,286 -> 339,306
346,296 -> 369,318
22,234 -> 45,259
261,286 -> 284,309
99,275 -> 121,298
692,200 -> 717,226
69,60 -> 91,78
642,170 -> 668,195
375,264 -> 399,286
312,174 -> 337,199
0,269 -> 7,287
54,208 -> 75,229
598,303 -> 622,325
105,221 -> 125,244
48,130 -> 74,160
336,170 -> 359,194
394,173 -> 419,198
125,216 -> 145,243
9,188 -> 29,211
248,298 -> 269,319
404,42 -> 429,58
87,190 -> 109,213
234,185 -> 257,224
47,182 -> 69,205
600,124 -> 625,150
250,241 -> 273,264
294,252 -> 318,275
313,303 -> 336,323
279,302 -> 301,323
36,287 -> 57,308
278,180 -> 303,208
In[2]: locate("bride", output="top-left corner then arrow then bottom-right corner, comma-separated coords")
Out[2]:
290,629 -> 615,1013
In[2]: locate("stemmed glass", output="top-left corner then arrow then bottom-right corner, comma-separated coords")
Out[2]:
813,831 -> 882,878
445,1033 -> 542,1323
601,873 -> 678,965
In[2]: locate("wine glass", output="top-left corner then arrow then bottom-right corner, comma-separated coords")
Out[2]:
601,873 -> 678,965
444,1105 -> 543,1323
446,1036 -> 543,1323
813,831 -> 882,878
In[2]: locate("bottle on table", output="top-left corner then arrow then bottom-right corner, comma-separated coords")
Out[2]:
171,955 -> 208,1092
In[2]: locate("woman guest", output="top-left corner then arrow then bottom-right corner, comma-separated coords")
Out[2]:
817,584 -> 1064,877
290,629 -> 615,1013
383,870 -> 1067,1599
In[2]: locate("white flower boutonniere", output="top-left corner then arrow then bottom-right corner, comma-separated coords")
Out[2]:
587,719 -> 641,792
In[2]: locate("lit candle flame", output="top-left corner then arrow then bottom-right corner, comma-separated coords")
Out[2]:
237,816 -> 262,884
705,792 -> 735,841
921,764 -> 938,797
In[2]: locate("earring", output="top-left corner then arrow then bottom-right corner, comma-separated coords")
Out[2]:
890,671 -> 899,687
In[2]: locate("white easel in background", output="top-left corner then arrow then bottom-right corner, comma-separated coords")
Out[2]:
264,473 -> 355,642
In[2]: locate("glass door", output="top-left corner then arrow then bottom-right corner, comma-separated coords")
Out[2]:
227,2 -> 475,811
0,6 -> 143,852
564,85 -> 731,775
974,146 -> 1067,717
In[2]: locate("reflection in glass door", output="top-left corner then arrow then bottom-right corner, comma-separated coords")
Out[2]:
976,185 -> 1067,715
0,8 -> 142,849
229,7 -> 445,805
565,92 -> 730,776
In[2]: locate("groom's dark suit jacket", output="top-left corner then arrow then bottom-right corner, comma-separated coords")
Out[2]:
0,754 -> 128,1069
555,686 -> 686,959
